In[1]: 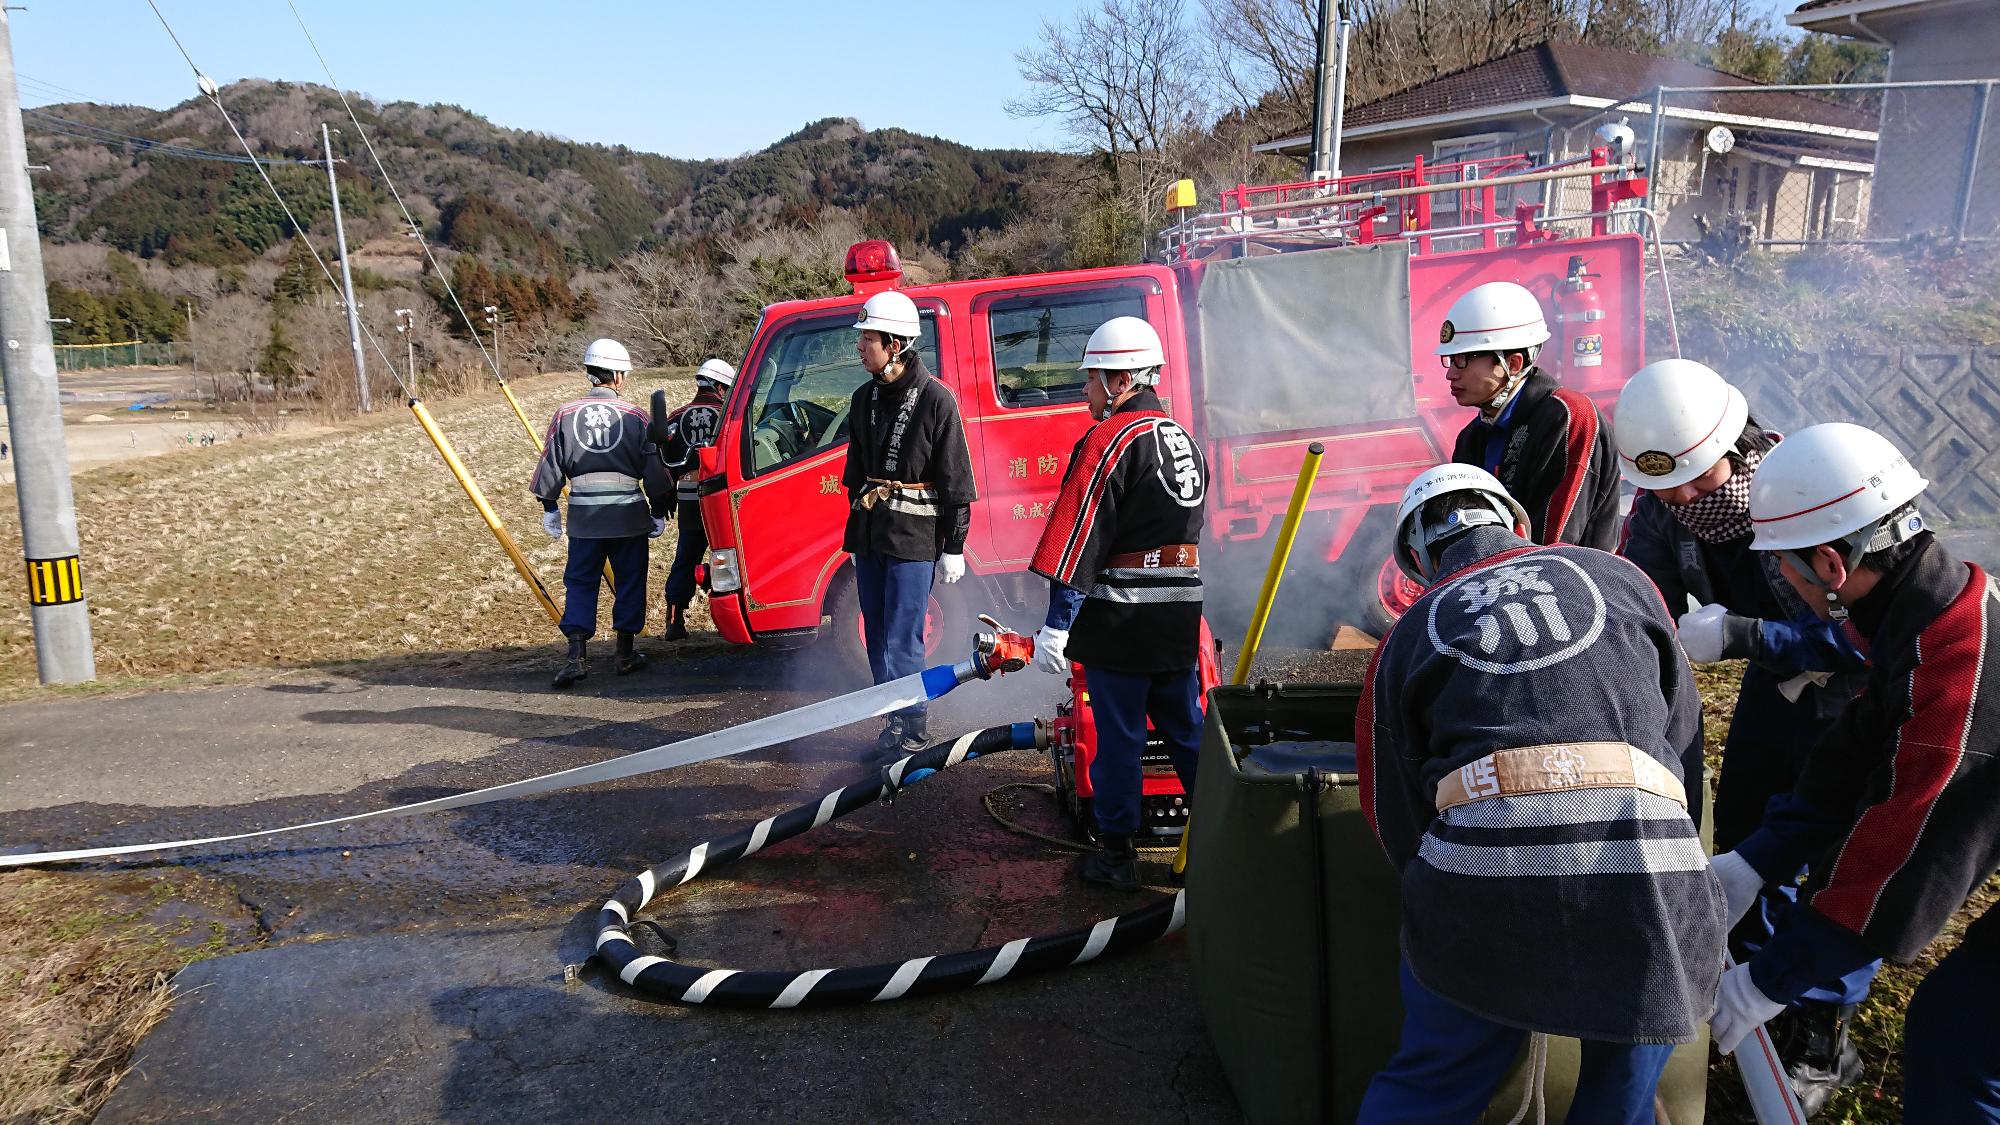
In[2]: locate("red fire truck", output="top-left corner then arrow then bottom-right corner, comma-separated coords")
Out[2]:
692,147 -> 1651,675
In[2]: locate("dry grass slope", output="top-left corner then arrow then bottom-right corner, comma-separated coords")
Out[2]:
0,369 -> 710,697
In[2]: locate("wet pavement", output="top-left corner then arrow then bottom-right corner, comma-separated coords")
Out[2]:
0,643 -> 1377,1123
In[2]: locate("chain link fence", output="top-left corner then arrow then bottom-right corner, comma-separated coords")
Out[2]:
1638,78 -> 1997,249
52,341 -> 192,372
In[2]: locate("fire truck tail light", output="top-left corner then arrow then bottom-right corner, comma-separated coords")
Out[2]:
708,548 -> 742,593
843,240 -> 902,286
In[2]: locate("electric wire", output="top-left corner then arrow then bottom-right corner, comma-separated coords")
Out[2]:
282,0 -> 510,390
141,0 -> 409,397
24,108 -> 307,165
17,71 -> 97,102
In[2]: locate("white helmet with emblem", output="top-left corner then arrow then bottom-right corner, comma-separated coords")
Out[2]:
1394,462 -> 1532,583
1613,358 -> 1749,490
1079,316 -> 1165,384
1749,422 -> 1928,560
695,358 -> 736,389
854,290 -> 922,343
1435,281 -> 1550,358
582,337 -> 633,375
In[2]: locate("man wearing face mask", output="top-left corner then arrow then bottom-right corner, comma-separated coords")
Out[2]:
1439,281 -> 1619,550
841,290 -> 976,757
1708,423 -> 1999,1123
1614,360 -> 1873,1114
1029,316 -> 1208,891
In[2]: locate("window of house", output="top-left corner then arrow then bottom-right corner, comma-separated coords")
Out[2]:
988,287 -> 1148,408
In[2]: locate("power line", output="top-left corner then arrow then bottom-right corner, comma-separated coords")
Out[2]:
24,108 -> 308,164
16,71 -> 98,103
284,0 -> 509,389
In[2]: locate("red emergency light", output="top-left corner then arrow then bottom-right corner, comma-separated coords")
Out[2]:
844,239 -> 903,295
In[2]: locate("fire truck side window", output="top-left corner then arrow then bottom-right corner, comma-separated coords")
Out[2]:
743,312 -> 939,477
989,289 -> 1147,408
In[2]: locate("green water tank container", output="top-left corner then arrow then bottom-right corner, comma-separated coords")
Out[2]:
1184,682 -> 1710,1124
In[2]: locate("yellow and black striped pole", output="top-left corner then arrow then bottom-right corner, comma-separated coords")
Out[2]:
24,554 -> 83,607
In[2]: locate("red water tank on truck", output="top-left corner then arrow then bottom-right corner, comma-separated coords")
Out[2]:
694,147 -> 1653,668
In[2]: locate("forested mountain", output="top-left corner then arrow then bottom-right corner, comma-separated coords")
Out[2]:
26,80 -> 1041,271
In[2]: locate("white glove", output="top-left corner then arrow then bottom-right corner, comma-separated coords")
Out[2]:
939,553 -> 966,584
1710,850 -> 1764,930
650,517 -> 667,539
1033,626 -> 1069,675
1711,962 -> 1786,1055
541,510 -> 563,540
1677,602 -> 1731,663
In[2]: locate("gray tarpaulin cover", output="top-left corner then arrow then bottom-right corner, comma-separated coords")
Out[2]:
1195,241 -> 1414,439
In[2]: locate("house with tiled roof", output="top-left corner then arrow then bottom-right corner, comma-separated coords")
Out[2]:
1790,0 -> 1998,237
1258,41 -> 1880,242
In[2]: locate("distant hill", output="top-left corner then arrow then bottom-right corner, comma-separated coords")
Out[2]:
25,80 -> 1044,270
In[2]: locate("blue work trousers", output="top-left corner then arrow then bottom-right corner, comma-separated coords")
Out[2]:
1083,663 -> 1201,837
1903,906 -> 2000,1123
561,534 -> 649,639
1358,960 -> 1675,1125
854,554 -> 933,721
1717,665 -> 1879,1006
664,498 -> 706,609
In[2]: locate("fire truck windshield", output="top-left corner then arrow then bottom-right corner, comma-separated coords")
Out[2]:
743,310 -> 940,476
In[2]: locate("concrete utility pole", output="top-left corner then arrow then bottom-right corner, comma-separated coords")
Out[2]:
321,123 -> 369,413
0,8 -> 94,683
1308,1 -> 1352,182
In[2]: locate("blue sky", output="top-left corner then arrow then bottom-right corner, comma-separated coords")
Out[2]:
10,1 -> 1087,158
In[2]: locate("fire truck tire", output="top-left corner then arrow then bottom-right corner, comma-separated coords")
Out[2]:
589,722 -> 1185,1007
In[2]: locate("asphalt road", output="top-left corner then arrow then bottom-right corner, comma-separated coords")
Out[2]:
0,642 -> 1367,1124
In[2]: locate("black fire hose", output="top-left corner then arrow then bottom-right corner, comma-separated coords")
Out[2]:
590,722 -> 1185,1008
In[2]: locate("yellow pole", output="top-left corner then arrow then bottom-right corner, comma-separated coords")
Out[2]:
500,381 -> 543,452
1174,441 -> 1324,878
408,399 -> 563,628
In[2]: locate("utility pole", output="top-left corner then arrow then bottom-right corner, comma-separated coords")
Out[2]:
395,308 -> 415,396
184,298 -> 196,371
320,123 -> 369,413
483,305 -> 500,380
0,8 -> 93,683
1307,1 -> 1352,182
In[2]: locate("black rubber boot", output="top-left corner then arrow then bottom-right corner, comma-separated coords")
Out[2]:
662,604 -> 689,642
614,632 -> 648,675
872,714 -> 905,755
1082,835 -> 1141,892
1785,1001 -> 1864,1117
896,712 -> 930,756
552,638 -> 588,689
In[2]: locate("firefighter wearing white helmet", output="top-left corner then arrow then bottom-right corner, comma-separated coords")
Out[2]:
1359,462 -> 1722,1124
1712,422 -> 2000,1121
530,337 -> 673,687
1438,280 -> 1620,550
842,289 -> 977,757
651,357 -> 737,641
1615,363 -> 1874,1110
1030,314 -> 1208,892
1608,360 -> 1872,1104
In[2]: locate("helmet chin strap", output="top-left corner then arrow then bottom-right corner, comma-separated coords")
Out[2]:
1782,510 -> 1921,624
1480,359 -> 1532,414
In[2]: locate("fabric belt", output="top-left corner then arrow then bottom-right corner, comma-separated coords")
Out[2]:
1106,544 -> 1198,569
1434,742 -> 1687,813
856,478 -> 936,511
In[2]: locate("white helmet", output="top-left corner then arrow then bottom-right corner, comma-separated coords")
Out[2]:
1614,359 -> 1750,489
582,337 -> 633,375
854,290 -> 921,341
1750,422 -> 1928,560
1393,462 -> 1532,583
695,358 -> 736,388
1079,316 -> 1165,384
1435,281 -> 1550,357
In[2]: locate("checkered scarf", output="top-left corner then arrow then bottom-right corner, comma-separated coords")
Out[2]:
1664,450 -> 1759,543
